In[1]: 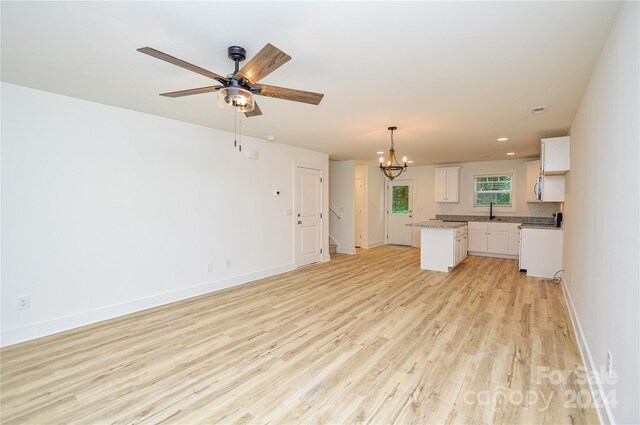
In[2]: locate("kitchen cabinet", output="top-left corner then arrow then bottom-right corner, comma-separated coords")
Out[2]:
454,227 -> 468,266
419,224 -> 467,272
435,167 -> 460,203
507,223 -> 521,256
519,227 -> 563,278
467,221 -> 521,257
467,227 -> 487,252
541,136 -> 570,175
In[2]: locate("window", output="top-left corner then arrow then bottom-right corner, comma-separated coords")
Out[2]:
391,185 -> 409,214
474,174 -> 513,206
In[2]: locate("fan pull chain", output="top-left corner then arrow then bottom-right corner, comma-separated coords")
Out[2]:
234,109 -> 238,148
239,112 -> 242,152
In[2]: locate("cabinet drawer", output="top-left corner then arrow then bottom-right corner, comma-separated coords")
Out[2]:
455,226 -> 468,237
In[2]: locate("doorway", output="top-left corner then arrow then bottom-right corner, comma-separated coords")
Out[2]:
294,165 -> 323,267
386,179 -> 413,245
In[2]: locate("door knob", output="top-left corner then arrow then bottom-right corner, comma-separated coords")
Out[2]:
298,220 -> 302,224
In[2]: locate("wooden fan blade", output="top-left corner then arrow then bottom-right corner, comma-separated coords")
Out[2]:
253,84 -> 324,105
244,101 -> 263,118
137,47 -> 228,83
234,43 -> 291,84
160,86 -> 221,98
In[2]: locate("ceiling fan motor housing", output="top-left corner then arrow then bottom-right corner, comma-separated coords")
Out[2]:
227,46 -> 247,62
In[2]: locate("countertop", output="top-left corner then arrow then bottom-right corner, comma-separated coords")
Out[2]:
408,220 -> 468,229
519,223 -> 563,230
435,214 -> 555,225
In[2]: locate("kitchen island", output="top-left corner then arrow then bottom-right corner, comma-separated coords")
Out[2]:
408,221 -> 468,272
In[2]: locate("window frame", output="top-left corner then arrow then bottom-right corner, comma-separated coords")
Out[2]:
472,173 -> 515,208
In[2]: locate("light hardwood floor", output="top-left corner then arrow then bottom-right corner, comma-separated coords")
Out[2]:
1,246 -> 597,424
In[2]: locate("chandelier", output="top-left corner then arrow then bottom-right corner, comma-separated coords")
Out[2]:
379,126 -> 408,180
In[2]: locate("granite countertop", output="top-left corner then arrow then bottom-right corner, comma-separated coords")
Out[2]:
519,223 -> 563,230
435,214 -> 555,225
408,220 -> 468,229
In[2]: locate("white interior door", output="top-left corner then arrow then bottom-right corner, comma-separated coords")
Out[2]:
295,166 -> 322,267
355,178 -> 364,248
386,180 -> 413,245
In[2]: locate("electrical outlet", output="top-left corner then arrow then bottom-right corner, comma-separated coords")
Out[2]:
208,263 -> 214,273
607,351 -> 613,379
225,259 -> 231,269
17,296 -> 30,310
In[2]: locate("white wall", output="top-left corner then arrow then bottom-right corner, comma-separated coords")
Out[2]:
355,165 -> 368,248
354,164 -> 386,249
1,82 -> 329,347
398,159 -> 560,246
563,3 -> 639,424
328,160 -> 355,254
366,166 -> 386,248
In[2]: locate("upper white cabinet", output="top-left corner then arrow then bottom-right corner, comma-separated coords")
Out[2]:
541,136 -> 570,175
435,167 -> 460,203
526,136 -> 570,203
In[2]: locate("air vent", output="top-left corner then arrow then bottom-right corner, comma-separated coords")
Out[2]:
531,106 -> 547,115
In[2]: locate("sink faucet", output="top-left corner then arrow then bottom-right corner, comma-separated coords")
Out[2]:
489,202 -> 496,220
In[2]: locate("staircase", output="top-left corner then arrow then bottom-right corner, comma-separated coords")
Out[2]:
329,243 -> 337,256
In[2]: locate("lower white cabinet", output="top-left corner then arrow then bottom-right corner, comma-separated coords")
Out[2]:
467,222 -> 521,257
420,225 -> 467,272
507,223 -> 520,255
519,228 -> 563,278
454,232 -> 468,266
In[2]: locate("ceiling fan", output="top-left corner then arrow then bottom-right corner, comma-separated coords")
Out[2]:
137,43 -> 324,117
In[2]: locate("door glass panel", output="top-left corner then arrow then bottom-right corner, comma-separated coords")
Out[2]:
392,185 -> 409,215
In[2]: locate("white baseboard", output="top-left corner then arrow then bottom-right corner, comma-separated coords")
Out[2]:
0,263 -> 295,348
467,252 -> 518,260
365,240 -> 384,249
560,276 -> 615,425
337,246 -> 356,255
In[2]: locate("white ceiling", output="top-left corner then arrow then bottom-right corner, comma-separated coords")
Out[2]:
1,1 -> 620,165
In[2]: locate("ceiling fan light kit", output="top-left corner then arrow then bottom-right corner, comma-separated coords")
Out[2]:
218,84 -> 255,112
379,126 -> 408,181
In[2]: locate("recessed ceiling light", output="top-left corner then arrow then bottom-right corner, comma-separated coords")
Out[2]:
376,151 -> 385,154
506,152 -> 515,156
407,160 -> 414,164
497,137 -> 509,141
266,136 -> 275,141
